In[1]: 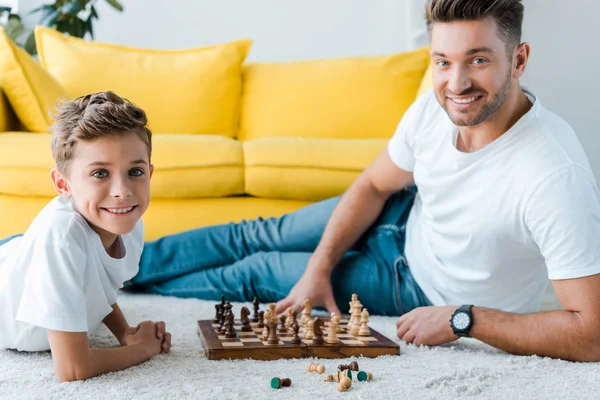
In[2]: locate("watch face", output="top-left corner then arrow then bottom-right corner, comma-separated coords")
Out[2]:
452,312 -> 471,330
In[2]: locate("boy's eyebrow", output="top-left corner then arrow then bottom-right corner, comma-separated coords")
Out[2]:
431,47 -> 495,57
86,159 -> 149,167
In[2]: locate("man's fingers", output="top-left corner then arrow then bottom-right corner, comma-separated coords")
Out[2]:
396,320 -> 410,340
401,329 -> 416,344
275,297 -> 293,315
155,321 -> 166,339
324,295 -> 341,316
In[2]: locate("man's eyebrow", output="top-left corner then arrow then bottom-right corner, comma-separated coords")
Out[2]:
86,159 -> 148,167
431,47 -> 495,58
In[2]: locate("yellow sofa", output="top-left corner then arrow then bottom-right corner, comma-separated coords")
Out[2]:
0,27 -> 433,241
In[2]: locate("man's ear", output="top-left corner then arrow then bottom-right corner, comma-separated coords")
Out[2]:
149,164 -> 154,179
512,42 -> 530,79
50,168 -> 72,198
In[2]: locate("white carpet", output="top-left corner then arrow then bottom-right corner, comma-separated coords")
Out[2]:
2,285 -> 599,400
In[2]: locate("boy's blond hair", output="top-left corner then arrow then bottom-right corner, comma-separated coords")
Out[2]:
50,91 -> 152,173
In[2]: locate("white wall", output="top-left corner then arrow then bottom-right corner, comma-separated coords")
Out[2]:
15,0 -> 600,178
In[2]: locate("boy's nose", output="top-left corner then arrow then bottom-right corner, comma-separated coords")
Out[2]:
110,180 -> 132,198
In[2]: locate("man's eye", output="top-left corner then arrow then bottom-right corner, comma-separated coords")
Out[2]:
473,58 -> 488,65
92,170 -> 109,179
129,168 -> 145,177
436,60 -> 449,67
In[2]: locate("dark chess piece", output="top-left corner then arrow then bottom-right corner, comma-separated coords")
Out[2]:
312,317 -> 324,344
291,321 -> 301,344
218,305 -> 226,332
278,315 -> 288,333
224,310 -> 237,338
252,296 -> 260,322
221,294 -> 226,308
338,361 -> 359,372
214,304 -> 221,323
262,320 -> 270,341
241,306 -> 252,331
257,310 -> 265,328
267,321 -> 279,344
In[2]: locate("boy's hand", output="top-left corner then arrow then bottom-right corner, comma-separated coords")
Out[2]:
128,321 -> 163,356
120,325 -> 140,346
123,321 -> 171,353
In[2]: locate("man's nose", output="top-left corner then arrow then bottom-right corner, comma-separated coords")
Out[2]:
447,65 -> 472,95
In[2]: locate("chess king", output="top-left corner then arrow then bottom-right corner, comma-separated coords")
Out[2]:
128,0 -> 600,362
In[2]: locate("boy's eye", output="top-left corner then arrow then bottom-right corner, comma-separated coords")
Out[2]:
129,168 -> 145,177
92,170 -> 109,179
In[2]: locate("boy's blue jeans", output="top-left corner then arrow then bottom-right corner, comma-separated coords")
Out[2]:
127,187 -> 431,316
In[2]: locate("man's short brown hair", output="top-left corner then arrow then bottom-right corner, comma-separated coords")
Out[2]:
50,91 -> 152,173
425,0 -> 524,52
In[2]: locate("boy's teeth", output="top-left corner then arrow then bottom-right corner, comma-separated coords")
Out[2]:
107,207 -> 133,214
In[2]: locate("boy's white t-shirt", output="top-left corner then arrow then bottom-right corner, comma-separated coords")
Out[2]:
389,89 -> 600,313
0,196 -> 143,351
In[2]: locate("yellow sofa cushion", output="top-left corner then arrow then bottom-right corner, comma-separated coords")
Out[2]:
418,63 -> 433,96
0,133 -> 244,199
239,46 -> 430,141
35,27 -> 252,136
0,28 -> 66,133
244,138 -> 387,201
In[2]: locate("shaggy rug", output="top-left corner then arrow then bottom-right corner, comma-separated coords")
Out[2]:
1,285 -> 599,400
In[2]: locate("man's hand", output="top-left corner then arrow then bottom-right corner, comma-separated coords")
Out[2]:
396,306 -> 459,346
122,321 -> 171,353
275,269 -> 341,316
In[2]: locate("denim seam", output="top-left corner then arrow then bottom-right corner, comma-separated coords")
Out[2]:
140,256 -> 234,283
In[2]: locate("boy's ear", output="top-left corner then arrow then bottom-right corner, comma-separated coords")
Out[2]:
50,168 -> 72,198
149,164 -> 154,179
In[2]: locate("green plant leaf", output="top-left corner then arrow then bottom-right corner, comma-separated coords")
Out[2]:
104,0 -> 124,12
29,4 -> 55,15
61,1 -> 83,16
5,17 -> 25,40
24,31 -> 37,55
74,18 -> 85,38
0,6 -> 12,14
84,15 -> 94,39
39,8 -> 61,27
90,5 -> 99,19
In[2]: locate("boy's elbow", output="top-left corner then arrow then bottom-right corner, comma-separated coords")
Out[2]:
55,364 -> 93,382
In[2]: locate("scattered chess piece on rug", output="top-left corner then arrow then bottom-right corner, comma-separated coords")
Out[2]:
270,377 -> 292,389
359,308 -> 370,336
278,315 -> 288,333
339,361 -> 359,372
257,310 -> 265,328
291,321 -> 301,344
357,371 -> 374,382
224,311 -> 237,338
323,370 -> 352,382
267,321 -> 279,344
306,362 -> 326,374
326,318 -> 340,344
240,306 -> 252,331
337,376 -> 352,392
313,317 -> 324,344
252,296 -> 260,322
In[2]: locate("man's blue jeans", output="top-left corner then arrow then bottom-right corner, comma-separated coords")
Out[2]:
128,187 -> 431,316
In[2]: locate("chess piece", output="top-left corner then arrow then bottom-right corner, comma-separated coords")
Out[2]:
331,312 -> 343,333
263,308 -> 272,327
285,307 -> 294,327
357,371 -> 373,382
324,370 -> 351,382
350,302 -> 362,336
213,304 -> 221,323
326,318 -> 340,344
278,315 -> 288,333
268,303 -> 277,323
224,311 -> 237,338
267,321 -> 279,344
262,321 -> 270,341
252,296 -> 260,322
218,304 -> 227,332
306,362 -> 326,373
305,319 -> 314,340
291,321 -> 301,344
258,310 -> 265,328
301,299 -> 312,325
312,317 -> 324,344
241,306 -> 252,332
358,308 -> 370,336
347,294 -> 359,331
337,376 -> 352,392
339,361 -> 359,372
270,377 -> 292,389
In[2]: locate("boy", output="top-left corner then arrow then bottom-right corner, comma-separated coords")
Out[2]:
0,91 -> 171,382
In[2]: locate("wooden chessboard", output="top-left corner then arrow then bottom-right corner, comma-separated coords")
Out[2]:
197,317 -> 400,360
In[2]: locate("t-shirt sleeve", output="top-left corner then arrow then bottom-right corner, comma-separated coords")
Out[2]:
16,242 -> 88,332
387,91 -> 427,172
525,166 -> 600,280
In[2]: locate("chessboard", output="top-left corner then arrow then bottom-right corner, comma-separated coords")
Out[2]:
197,296 -> 400,361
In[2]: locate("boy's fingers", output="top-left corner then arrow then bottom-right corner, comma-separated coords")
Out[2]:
162,332 -> 172,353
155,321 -> 166,339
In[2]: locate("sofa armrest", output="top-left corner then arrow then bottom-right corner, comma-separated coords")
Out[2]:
0,91 -> 17,132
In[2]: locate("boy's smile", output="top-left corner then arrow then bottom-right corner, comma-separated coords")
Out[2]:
51,132 -> 153,250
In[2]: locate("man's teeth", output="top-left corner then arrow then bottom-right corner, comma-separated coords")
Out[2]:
107,207 -> 133,214
453,96 -> 478,104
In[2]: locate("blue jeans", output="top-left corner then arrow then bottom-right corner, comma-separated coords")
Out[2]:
128,187 -> 431,316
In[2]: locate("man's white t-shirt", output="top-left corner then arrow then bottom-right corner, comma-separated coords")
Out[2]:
0,196 -> 143,351
389,88 -> 600,313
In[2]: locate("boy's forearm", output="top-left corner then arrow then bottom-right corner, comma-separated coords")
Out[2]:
471,307 -> 600,362
103,303 -> 130,345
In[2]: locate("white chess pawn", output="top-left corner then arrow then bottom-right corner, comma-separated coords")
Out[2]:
350,302 -> 362,336
358,308 -> 371,336
302,299 -> 312,325
305,319 -> 315,340
326,318 -> 340,344
285,307 -> 294,327
331,312 -> 342,333
268,303 -> 278,323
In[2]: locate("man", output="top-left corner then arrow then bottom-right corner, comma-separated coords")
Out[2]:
131,0 -> 600,362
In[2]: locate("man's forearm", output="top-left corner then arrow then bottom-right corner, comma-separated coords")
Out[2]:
471,307 -> 600,362
309,177 -> 389,274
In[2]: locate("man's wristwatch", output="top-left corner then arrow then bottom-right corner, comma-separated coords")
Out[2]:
450,305 -> 473,337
